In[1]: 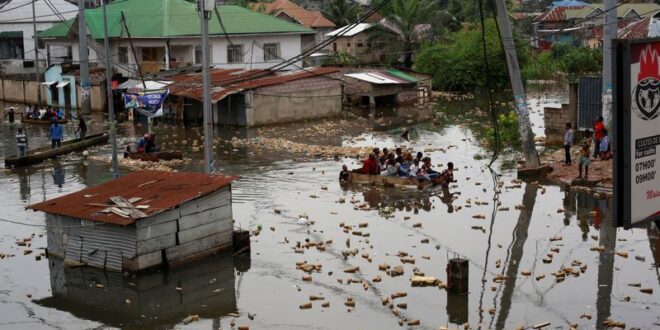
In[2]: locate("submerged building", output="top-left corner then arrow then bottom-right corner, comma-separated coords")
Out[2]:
28,171 -> 237,272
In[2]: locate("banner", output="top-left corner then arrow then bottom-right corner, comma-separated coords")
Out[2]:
124,90 -> 168,117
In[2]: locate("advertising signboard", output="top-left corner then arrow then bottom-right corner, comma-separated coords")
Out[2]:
613,38 -> 660,228
123,90 -> 169,118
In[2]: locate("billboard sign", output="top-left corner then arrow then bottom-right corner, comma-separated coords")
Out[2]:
613,38 -> 660,228
123,90 -> 169,118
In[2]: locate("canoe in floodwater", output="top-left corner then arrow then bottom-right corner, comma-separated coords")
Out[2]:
21,118 -> 69,125
126,151 -> 183,162
4,132 -> 109,168
346,173 -> 445,189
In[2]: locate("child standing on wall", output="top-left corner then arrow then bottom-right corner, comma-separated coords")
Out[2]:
577,142 -> 590,179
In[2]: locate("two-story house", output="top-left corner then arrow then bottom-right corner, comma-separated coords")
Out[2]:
38,0 -> 314,77
0,0 -> 77,74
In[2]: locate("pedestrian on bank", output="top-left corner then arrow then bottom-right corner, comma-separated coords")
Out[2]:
563,122 -> 574,165
599,130 -> 611,160
592,116 -> 605,158
577,142 -> 590,179
49,119 -> 63,148
16,127 -> 27,156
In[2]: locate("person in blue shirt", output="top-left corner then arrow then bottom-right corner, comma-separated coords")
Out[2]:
49,119 -> 63,148
57,108 -> 64,120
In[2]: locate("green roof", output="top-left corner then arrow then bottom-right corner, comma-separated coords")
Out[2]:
387,69 -> 418,83
38,0 -> 313,39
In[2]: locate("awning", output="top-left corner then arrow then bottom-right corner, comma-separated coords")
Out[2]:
115,79 -> 171,91
41,81 -> 57,86
56,81 -> 70,88
0,31 -> 22,38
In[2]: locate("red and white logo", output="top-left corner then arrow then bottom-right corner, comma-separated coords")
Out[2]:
633,45 -> 660,121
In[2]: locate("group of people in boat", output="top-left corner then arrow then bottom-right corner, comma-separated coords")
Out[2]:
24,105 -> 65,122
340,147 -> 454,187
125,133 -> 159,156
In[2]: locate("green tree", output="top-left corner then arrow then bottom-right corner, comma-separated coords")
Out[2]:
373,0 -> 441,68
323,0 -> 362,26
415,18 -> 530,92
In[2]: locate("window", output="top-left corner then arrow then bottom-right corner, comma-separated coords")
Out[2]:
263,43 -> 280,62
333,42 -> 337,52
118,47 -> 128,64
194,45 -> 202,65
227,44 -> 243,63
357,42 -> 364,48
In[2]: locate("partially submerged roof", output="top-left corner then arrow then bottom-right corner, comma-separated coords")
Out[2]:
326,23 -> 374,37
345,70 -> 419,85
28,171 -> 238,226
251,0 -> 335,29
168,67 -> 340,103
38,0 -> 312,39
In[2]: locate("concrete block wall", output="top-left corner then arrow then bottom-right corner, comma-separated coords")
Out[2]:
250,74 -> 343,126
544,105 -> 570,145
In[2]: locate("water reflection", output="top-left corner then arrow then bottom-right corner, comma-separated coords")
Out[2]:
495,184 -> 538,330
37,255 -> 245,329
52,161 -> 65,188
596,199 -> 616,329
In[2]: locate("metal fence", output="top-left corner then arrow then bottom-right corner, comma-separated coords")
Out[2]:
578,76 -> 602,130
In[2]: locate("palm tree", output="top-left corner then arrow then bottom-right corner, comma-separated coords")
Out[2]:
323,0 -> 362,26
373,0 -> 441,67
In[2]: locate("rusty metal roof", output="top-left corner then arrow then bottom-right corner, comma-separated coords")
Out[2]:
168,67 -> 341,103
28,171 -> 238,226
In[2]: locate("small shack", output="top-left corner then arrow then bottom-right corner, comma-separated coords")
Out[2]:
167,67 -> 343,126
28,171 -> 238,272
344,69 -> 430,109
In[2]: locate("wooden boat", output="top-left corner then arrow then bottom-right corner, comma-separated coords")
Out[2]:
126,151 -> 183,162
4,132 -> 109,168
347,173 -> 445,189
21,118 -> 69,125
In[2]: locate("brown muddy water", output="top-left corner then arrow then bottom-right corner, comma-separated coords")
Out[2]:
0,95 -> 658,330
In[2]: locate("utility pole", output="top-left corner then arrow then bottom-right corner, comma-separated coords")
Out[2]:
493,0 -> 540,169
102,0 -> 119,178
32,0 -> 41,105
199,0 -> 215,173
602,0 -> 616,129
78,0 -> 91,114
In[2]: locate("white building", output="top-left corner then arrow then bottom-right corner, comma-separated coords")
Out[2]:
38,0 -> 314,77
0,0 -> 77,73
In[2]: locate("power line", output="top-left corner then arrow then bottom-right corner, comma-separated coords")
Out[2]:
0,0 -> 36,14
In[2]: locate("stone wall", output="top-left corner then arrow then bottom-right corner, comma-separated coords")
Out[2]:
544,105 -> 570,145
1,77 -> 105,112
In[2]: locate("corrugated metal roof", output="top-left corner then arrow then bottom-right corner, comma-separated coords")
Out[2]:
252,0 -> 335,29
28,171 -> 238,226
326,23 -> 374,37
345,71 -> 416,85
39,0 -> 312,39
168,67 -> 340,102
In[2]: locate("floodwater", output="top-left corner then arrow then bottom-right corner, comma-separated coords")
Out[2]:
0,94 -> 658,330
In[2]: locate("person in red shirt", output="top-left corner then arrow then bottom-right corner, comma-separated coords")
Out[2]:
353,153 -> 380,175
593,116 -> 605,158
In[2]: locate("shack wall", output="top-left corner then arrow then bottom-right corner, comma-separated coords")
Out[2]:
46,213 -> 137,272
248,74 -> 342,126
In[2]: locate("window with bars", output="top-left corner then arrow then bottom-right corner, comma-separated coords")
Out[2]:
118,47 -> 128,64
194,45 -> 202,65
263,43 -> 280,62
227,44 -> 243,64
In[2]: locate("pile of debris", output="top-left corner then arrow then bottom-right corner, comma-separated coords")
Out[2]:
230,137 -> 371,158
89,155 -> 191,172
